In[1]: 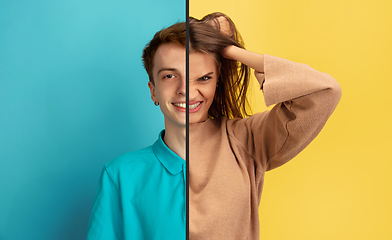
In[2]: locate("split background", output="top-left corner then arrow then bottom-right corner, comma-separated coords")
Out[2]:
0,0 -> 184,239
1,0 -> 391,239
190,0 -> 392,239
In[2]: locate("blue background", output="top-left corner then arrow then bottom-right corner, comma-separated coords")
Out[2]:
0,0 -> 184,239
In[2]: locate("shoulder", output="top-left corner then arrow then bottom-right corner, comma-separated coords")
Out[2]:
104,146 -> 157,176
226,111 -> 270,131
204,112 -> 271,137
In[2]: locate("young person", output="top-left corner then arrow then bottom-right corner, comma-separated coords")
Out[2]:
86,23 -> 188,240
87,12 -> 341,240
187,13 -> 341,239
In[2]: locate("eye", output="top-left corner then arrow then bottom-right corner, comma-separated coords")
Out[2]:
163,74 -> 175,79
198,75 -> 212,82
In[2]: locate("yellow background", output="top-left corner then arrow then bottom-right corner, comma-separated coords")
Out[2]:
191,0 -> 392,239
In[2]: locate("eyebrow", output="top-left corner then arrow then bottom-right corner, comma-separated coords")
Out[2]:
157,68 -> 178,74
202,72 -> 214,76
198,72 -> 214,78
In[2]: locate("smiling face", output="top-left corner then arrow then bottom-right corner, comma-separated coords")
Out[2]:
148,43 -> 218,129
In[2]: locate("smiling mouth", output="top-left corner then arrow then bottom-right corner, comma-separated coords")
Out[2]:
172,102 -> 201,109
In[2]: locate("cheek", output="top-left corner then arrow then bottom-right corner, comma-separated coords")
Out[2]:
154,83 -> 169,98
208,87 -> 217,100
154,88 -> 167,104
201,84 -> 217,103
209,81 -> 218,97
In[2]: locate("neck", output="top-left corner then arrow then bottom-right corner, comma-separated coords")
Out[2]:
163,122 -> 186,160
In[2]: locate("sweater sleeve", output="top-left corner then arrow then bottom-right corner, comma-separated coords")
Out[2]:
87,167 -> 124,240
226,54 -> 342,171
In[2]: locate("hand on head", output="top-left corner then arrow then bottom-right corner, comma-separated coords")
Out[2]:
207,16 -> 234,37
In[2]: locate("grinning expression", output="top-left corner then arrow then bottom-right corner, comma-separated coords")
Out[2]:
148,43 -> 218,129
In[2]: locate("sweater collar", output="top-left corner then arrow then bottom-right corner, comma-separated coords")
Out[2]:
152,130 -> 185,175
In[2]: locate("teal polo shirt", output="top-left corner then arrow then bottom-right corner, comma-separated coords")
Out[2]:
87,130 -> 186,240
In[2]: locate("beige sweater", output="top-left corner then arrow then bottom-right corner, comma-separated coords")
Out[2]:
189,54 -> 342,239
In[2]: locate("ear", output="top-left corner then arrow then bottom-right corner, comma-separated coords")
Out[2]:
148,81 -> 157,103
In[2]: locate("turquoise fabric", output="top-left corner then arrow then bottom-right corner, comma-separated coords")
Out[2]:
87,130 -> 186,240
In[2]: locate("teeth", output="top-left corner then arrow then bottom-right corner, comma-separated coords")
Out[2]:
173,102 -> 201,109
173,103 -> 186,108
189,102 -> 201,109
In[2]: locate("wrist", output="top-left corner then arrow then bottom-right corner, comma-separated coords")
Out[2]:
222,46 -> 264,73
221,45 -> 241,60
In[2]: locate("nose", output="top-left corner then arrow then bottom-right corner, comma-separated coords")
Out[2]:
176,77 -> 186,96
176,78 -> 199,100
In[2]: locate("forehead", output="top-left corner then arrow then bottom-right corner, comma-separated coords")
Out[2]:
153,43 -> 217,76
153,43 -> 185,75
189,51 -> 217,75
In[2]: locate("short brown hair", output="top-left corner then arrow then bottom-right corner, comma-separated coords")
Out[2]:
142,13 -> 251,119
142,22 -> 186,84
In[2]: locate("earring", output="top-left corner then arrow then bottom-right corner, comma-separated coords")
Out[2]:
154,101 -> 159,106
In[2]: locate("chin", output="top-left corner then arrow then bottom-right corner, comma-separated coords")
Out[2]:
189,115 -> 208,124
